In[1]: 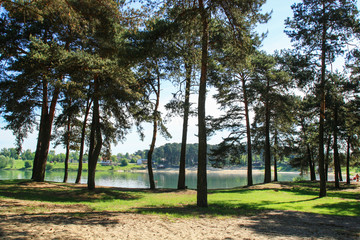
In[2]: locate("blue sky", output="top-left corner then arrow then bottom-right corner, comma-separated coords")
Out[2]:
0,0 -> 342,155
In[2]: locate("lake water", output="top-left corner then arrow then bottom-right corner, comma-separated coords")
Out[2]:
0,169 -> 306,189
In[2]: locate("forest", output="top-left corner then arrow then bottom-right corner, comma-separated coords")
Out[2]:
0,0 -> 360,208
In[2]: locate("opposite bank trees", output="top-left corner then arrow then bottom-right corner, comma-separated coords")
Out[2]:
285,0 -> 360,197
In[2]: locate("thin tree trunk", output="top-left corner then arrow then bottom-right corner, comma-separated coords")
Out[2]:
178,63 -> 192,190
346,136 -> 351,185
264,80 -> 271,183
147,71 -> 161,190
274,130 -> 278,182
88,77 -> 102,190
197,0 -> 209,207
307,144 -> 316,181
241,73 -> 253,186
75,99 -> 92,184
318,1 -> 327,197
63,112 -> 71,183
333,104 -> 340,189
325,135 -> 331,182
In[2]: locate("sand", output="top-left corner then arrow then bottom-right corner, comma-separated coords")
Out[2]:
0,182 -> 359,240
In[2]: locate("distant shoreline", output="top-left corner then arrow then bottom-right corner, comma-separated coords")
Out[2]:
124,167 -> 301,175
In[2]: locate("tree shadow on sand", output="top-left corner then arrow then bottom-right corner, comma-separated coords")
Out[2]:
0,180 -> 142,202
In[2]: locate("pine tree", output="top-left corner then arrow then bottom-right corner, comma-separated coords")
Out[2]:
285,0 -> 360,197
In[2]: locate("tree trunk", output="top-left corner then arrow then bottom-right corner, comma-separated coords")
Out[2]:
318,1 -> 327,197
241,73 -> 253,186
32,80 -> 60,182
264,80 -> 271,183
88,77 -> 102,190
197,0 -> 209,208
325,135 -> 332,182
178,63 -> 192,190
346,136 -> 351,185
307,144 -> 316,181
147,72 -> 161,190
63,112 -> 71,183
273,130 -> 278,182
75,99 -> 91,184
333,104 -> 340,189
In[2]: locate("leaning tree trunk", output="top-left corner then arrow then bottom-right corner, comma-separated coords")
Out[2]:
147,79 -> 160,190
241,73 -> 253,186
88,77 -> 102,190
197,0 -> 209,208
178,63 -> 192,190
32,80 -> 60,182
75,99 -> 91,184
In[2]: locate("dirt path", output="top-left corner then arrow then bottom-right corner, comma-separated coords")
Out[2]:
1,198 -> 359,240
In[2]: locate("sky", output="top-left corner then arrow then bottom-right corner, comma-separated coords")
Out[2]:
0,0 -> 316,155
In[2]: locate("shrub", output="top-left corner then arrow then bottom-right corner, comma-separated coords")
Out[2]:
24,160 -> 32,169
293,175 -> 306,182
0,155 -> 8,168
46,163 -> 53,171
120,159 -> 128,167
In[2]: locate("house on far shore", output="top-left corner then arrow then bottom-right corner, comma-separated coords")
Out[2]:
99,161 -> 112,166
137,159 -> 147,165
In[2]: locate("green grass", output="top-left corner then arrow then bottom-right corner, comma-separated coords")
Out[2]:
0,179 -> 359,218
4,160 -> 145,172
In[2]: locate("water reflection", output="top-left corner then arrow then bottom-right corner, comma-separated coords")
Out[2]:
0,169 -> 307,189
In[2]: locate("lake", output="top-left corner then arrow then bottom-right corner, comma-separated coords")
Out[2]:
0,169 -> 306,189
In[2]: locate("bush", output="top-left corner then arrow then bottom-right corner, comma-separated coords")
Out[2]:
46,163 -> 53,171
8,158 -> 14,168
120,159 -> 128,167
24,160 -> 32,169
0,155 -> 8,168
293,175 -> 306,182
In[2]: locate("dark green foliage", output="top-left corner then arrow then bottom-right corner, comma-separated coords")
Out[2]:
285,0 -> 360,197
120,159 -> 128,167
24,161 -> 32,169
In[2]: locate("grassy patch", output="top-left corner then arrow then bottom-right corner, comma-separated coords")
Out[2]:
0,179 -> 359,218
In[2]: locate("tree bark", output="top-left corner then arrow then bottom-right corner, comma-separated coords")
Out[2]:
318,1 -> 327,197
63,112 -> 71,183
178,63 -> 192,190
264,79 -> 271,183
333,104 -> 340,189
325,135 -> 331,182
147,70 -> 161,190
88,77 -> 102,190
32,80 -> 60,182
307,144 -> 316,181
75,99 -> 91,184
273,130 -> 278,182
197,0 -> 209,207
241,73 -> 253,186
346,136 -> 351,185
